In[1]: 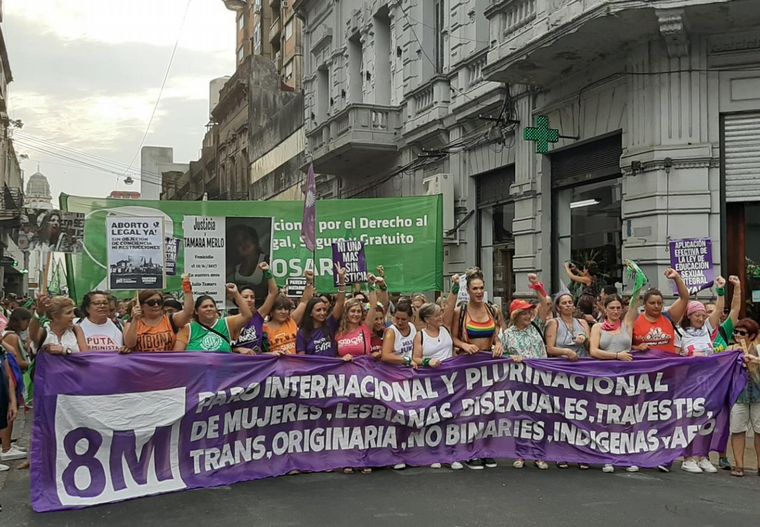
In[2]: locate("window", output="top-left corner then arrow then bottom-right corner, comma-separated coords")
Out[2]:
237,46 -> 244,64
284,60 -> 294,84
237,14 -> 244,32
434,0 -> 445,73
284,19 -> 294,41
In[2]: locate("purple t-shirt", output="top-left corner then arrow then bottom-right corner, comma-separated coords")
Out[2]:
297,317 -> 339,357
234,312 -> 265,353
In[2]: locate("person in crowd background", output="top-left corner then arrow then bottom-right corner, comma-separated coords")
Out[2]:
163,298 -> 183,316
234,262 -> 278,355
0,343 -> 19,471
296,266 -> 347,357
729,318 -> 760,478
501,273 -> 552,471
40,297 -> 88,355
174,284 -> 252,353
77,291 -> 124,352
631,268 -> 690,356
564,260 -> 600,305
590,293 -> 642,473
265,271 -> 313,355
123,274 -> 194,352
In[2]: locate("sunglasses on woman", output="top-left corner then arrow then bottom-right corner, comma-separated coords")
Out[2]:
143,298 -> 163,307
735,329 -> 748,337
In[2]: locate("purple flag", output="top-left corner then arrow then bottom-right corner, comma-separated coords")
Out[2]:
32,351 -> 746,512
301,163 -> 317,252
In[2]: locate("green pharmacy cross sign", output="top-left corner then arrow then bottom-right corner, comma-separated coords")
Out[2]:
524,115 -> 559,154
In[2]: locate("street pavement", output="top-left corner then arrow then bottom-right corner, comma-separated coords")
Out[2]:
1,411 -> 759,526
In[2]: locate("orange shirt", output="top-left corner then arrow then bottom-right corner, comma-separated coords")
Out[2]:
265,319 -> 298,355
632,314 -> 677,354
135,315 -> 176,352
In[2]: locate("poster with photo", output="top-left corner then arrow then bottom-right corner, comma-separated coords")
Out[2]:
107,217 -> 165,290
19,209 -> 85,254
225,217 -> 273,307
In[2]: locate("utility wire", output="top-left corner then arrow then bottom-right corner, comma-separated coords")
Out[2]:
120,0 -> 193,181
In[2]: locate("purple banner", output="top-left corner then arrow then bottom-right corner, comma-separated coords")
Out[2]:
32,352 -> 746,512
669,238 -> 714,295
331,240 -> 367,286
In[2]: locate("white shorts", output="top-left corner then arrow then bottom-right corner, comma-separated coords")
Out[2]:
730,403 -> 760,434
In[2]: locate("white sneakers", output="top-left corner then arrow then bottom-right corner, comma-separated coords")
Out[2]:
681,460 -> 703,473
0,463 -> 9,472
0,446 -> 27,461
602,464 -> 614,473
626,466 -> 640,472
450,461 -> 464,470
682,458 -> 718,474
392,463 -> 406,470
430,463 -> 442,469
698,458 -> 718,473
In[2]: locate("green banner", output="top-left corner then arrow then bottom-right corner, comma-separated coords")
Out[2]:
61,194 -> 443,301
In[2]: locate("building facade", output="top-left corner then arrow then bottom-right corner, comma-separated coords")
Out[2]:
295,0 -> 760,308
165,0 -> 307,203
0,6 -> 25,295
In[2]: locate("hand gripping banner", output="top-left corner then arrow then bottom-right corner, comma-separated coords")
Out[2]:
32,351 -> 747,512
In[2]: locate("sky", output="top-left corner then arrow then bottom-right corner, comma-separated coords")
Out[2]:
5,0 -> 237,202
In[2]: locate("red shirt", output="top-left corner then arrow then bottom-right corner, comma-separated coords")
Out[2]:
370,333 -> 383,355
336,326 -> 371,357
632,314 -> 677,354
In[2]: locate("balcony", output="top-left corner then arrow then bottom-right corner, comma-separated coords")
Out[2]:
269,17 -> 281,44
483,0 -> 760,85
403,76 -> 452,141
307,103 -> 401,175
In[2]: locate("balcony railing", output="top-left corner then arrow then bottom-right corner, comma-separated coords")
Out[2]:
306,103 -> 401,175
405,76 -> 451,138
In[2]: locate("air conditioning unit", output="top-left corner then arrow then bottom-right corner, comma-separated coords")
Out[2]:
281,0 -> 288,9
423,173 -> 455,233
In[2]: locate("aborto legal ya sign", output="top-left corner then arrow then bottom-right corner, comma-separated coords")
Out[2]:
60,194 -> 443,300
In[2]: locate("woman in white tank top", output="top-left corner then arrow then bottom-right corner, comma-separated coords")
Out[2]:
41,296 -> 88,355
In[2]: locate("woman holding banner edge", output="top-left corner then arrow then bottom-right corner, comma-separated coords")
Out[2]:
123,274 -> 195,352
296,265 -> 347,357
174,283 -> 252,353
234,263 -> 279,354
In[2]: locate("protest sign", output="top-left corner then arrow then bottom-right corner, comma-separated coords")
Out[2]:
331,240 -> 367,286
19,209 -> 85,254
165,238 -> 180,276
32,351 -> 745,512
183,216 -> 226,307
287,277 -> 307,298
106,217 -> 164,290
61,194 -> 442,301
669,238 -> 715,295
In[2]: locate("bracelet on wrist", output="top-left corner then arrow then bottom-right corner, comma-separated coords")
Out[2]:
263,269 -> 273,280
404,356 -> 412,366
422,358 -> 431,368
369,283 -> 378,292
451,284 -> 460,295
716,286 -> 726,297
378,283 -> 387,291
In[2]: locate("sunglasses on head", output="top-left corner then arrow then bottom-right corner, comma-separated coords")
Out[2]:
143,298 -> 163,307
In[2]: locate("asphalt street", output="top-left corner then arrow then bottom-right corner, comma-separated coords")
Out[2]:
2,455 -> 759,527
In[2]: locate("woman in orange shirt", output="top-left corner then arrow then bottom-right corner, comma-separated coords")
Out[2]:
631,268 -> 690,355
123,275 -> 195,352
265,271 -> 313,355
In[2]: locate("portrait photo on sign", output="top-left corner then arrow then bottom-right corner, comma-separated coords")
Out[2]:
19,209 -> 85,254
225,217 -> 273,306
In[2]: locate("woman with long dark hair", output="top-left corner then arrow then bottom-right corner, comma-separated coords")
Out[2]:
233,262 -> 278,354
226,224 -> 269,305
296,267 -> 346,357
174,284 -> 252,352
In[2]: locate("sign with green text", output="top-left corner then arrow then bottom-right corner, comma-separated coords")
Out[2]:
61,194 -> 443,301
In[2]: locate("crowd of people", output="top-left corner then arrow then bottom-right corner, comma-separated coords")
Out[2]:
1,262 -> 759,479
